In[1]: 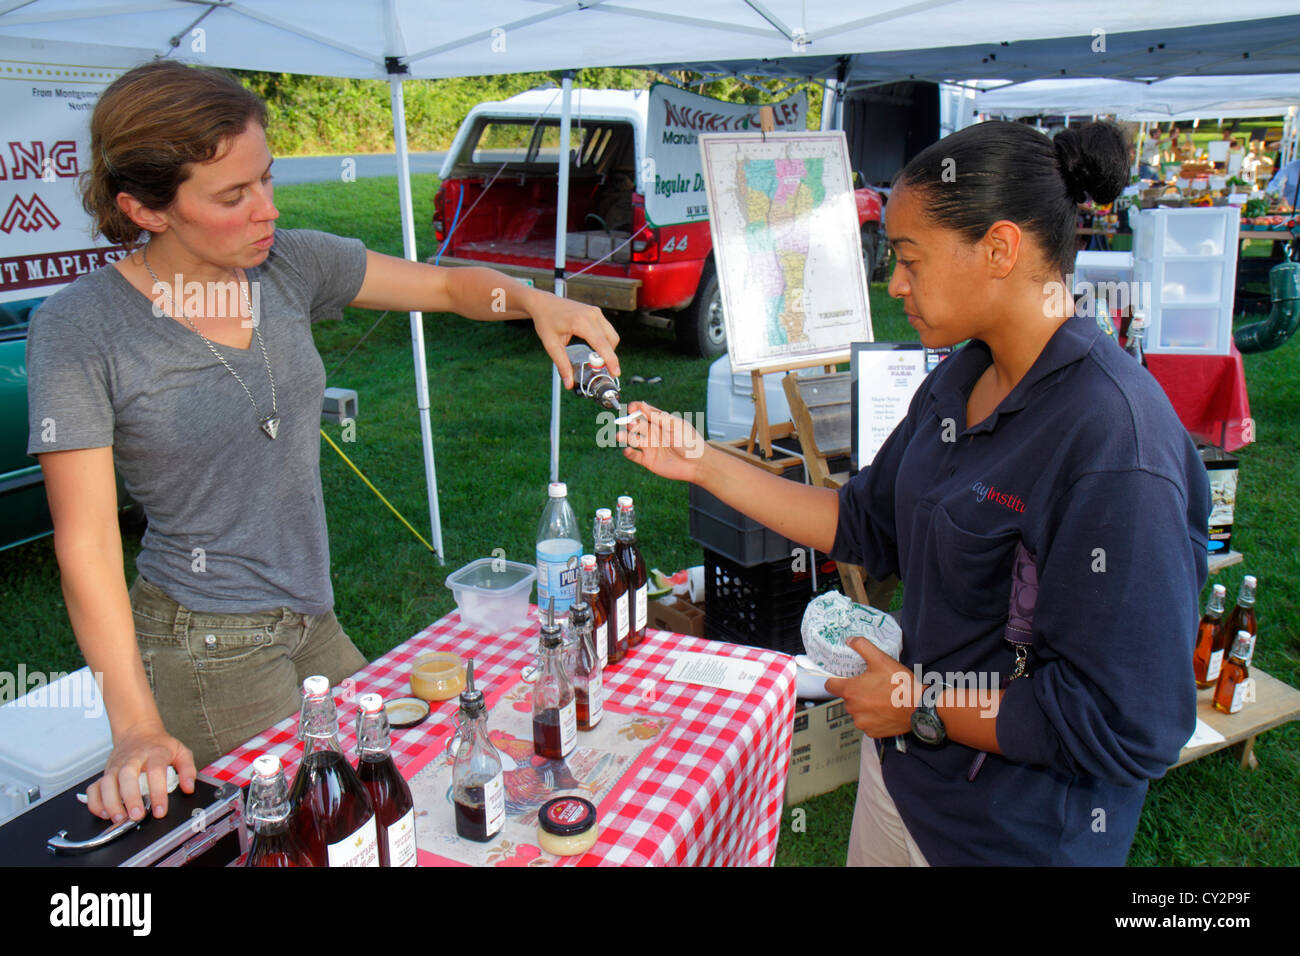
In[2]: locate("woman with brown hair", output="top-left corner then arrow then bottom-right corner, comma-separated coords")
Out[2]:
26,60 -> 620,828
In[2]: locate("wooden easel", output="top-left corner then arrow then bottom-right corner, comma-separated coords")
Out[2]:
711,354 -> 851,472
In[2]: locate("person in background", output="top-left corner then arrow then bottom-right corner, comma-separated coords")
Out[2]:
27,60 -> 621,828
619,120 -> 1208,865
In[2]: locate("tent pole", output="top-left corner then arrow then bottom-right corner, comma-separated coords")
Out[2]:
550,72 -> 575,486
390,73 -> 445,564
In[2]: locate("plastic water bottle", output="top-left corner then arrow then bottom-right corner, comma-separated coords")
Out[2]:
537,482 -> 582,624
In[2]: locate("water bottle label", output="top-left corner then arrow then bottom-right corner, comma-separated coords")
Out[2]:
537,542 -> 582,613
327,815 -> 380,867
484,772 -> 505,837
387,809 -> 418,867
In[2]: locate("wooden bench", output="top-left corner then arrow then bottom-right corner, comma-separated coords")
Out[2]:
1175,668 -> 1300,771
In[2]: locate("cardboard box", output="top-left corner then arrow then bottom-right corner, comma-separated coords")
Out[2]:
784,698 -> 862,806
1199,444 -> 1240,555
648,595 -> 704,637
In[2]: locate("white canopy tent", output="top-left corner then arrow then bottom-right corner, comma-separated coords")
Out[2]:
976,74 -> 1300,121
6,2 -> 1300,561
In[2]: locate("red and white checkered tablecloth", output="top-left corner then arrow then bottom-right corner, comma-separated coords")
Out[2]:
204,609 -> 797,867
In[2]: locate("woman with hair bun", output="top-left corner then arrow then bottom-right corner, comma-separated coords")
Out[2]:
27,60 -> 621,828
620,120 -> 1209,865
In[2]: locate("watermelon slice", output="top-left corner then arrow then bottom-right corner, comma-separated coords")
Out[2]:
649,568 -> 688,598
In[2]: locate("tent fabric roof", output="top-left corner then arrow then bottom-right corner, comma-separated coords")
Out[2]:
3,2 -> 1300,82
976,75 -> 1300,121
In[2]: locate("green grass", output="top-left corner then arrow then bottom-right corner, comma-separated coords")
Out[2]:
3,175 -> 1297,866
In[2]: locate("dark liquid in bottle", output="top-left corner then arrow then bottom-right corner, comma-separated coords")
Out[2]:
455,786 -> 491,842
358,754 -> 414,867
596,552 -> 628,664
288,750 -> 375,867
246,823 -> 314,867
616,539 -> 648,648
575,684 -> 600,731
533,709 -> 565,759
586,588 -> 608,664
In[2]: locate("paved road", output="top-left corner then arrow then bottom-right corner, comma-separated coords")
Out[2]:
272,152 -> 447,184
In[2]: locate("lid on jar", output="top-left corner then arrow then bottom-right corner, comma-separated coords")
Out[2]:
538,796 -> 597,836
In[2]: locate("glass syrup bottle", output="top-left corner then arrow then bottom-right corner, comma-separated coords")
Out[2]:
1213,630 -> 1256,715
533,598 -> 577,760
581,553 -> 609,670
288,675 -> 380,867
594,508 -> 630,665
568,580 -> 604,731
355,693 -> 417,867
244,754 -> 315,867
615,495 -> 649,650
1192,584 -> 1228,689
452,660 -> 507,842
1222,575 -> 1258,646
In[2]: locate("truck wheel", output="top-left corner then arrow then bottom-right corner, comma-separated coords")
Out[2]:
676,264 -> 728,358
860,224 -> 882,284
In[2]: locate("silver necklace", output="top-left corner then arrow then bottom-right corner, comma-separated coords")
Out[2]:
143,244 -> 280,439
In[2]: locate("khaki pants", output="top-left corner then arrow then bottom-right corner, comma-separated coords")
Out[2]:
129,576 -> 367,770
846,736 -> 930,867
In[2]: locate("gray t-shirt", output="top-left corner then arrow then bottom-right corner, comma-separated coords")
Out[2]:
26,228 -> 367,614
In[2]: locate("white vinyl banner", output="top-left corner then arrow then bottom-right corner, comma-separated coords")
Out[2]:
0,60 -> 125,305
644,83 -> 807,228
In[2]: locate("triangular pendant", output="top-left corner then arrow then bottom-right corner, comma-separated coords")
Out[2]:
260,416 -> 280,439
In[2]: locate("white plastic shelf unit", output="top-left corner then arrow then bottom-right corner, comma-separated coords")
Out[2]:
1132,208 -> 1239,356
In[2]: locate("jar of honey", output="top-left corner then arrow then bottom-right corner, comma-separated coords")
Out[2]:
410,652 -> 466,701
536,796 -> 598,857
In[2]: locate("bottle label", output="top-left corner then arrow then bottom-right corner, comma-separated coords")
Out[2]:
484,772 -> 505,837
537,540 -> 582,614
635,583 -> 648,632
1230,680 -> 1248,714
595,621 -> 608,668
587,673 -> 604,727
326,815 -> 380,868
1206,649 -> 1224,683
615,592 -> 629,641
559,699 -> 577,756
387,808 -> 418,867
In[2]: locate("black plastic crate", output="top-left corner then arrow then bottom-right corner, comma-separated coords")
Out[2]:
703,548 -> 841,654
688,461 -> 806,567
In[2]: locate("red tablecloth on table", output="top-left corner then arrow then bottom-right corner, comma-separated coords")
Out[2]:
1145,345 -> 1253,452
204,609 -> 797,866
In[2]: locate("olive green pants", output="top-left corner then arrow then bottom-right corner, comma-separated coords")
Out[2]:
129,576 -> 367,771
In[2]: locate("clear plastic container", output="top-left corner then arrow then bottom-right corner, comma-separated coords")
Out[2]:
445,558 -> 538,632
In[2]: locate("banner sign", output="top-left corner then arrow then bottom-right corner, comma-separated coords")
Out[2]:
644,82 -> 807,228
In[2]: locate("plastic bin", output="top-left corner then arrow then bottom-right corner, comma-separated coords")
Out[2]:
702,548 -> 841,656
689,462 -> 805,567
444,558 -> 537,632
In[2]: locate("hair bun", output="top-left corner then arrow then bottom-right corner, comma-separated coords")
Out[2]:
1053,123 -> 1128,206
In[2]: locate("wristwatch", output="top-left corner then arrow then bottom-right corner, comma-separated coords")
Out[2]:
910,684 -> 946,745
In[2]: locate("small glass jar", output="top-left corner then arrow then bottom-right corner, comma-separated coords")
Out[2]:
410,652 -> 466,701
536,797 -> 598,857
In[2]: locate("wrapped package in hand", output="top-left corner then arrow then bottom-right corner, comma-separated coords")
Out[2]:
800,592 -> 902,678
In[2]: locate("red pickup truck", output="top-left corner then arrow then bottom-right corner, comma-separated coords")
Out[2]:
432,88 -> 886,358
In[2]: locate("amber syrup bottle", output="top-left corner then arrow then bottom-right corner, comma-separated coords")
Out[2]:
1192,584 -> 1228,689
452,660 -> 506,842
1222,575 -> 1258,647
245,754 -> 314,867
615,495 -> 649,650
1213,631 -> 1256,715
288,675 -> 379,867
355,693 -> 417,867
532,598 -> 577,760
581,554 -> 609,670
568,575 -> 604,731
594,508 -> 630,665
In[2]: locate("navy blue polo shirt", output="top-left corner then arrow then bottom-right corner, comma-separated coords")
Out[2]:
831,311 -> 1210,865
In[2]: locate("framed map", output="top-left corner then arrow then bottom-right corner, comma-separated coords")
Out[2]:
699,131 -> 873,371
